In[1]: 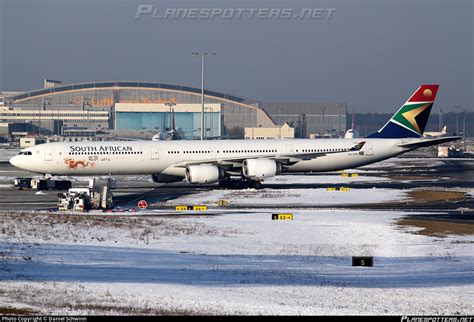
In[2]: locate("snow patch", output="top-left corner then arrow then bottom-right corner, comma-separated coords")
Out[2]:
167,188 -> 406,206
0,209 -> 473,315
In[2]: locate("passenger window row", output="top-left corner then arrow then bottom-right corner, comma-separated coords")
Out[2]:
69,151 -> 143,155
302,148 -> 348,152
222,149 -> 277,153
167,149 -> 278,154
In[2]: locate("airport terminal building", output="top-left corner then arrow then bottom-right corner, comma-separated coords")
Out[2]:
2,81 -> 275,139
1,80 -> 347,140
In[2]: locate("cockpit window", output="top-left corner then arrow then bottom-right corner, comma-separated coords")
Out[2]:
18,151 -> 32,155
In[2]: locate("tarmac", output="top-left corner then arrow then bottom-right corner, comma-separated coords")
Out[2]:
0,158 -> 472,219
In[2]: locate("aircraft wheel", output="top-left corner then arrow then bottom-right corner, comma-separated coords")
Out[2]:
250,181 -> 262,189
240,180 -> 251,189
231,180 -> 243,189
219,179 -> 231,189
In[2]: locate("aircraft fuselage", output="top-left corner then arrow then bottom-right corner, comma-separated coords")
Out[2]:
10,138 -> 410,177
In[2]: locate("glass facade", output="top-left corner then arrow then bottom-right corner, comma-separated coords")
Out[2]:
9,81 -> 269,137
116,112 -> 220,138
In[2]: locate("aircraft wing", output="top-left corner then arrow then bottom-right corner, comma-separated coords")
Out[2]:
172,141 -> 366,168
272,141 -> 366,164
172,153 -> 318,168
398,136 -> 461,149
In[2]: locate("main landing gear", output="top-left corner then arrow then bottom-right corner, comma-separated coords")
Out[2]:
218,177 -> 263,190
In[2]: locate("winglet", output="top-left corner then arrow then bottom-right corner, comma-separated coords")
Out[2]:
349,141 -> 366,151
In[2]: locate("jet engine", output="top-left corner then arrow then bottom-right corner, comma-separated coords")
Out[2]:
151,174 -> 183,183
185,165 -> 224,184
243,159 -> 281,179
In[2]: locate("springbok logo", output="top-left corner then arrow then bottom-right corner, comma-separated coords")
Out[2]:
393,103 -> 432,135
64,158 -> 95,169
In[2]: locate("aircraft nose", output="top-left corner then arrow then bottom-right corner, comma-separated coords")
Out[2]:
9,155 -> 20,168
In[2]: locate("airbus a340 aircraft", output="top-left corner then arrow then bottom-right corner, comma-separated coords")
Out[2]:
10,85 -> 459,189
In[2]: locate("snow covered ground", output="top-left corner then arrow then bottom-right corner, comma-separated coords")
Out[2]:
166,188 -> 407,207
264,174 -> 390,184
358,158 -> 448,170
1,210 -> 473,315
1,157 -> 472,314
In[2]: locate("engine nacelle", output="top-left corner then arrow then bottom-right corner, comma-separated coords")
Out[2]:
185,165 -> 224,184
151,174 -> 183,183
243,159 -> 281,179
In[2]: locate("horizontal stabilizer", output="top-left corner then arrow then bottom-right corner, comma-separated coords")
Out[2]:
398,136 -> 461,149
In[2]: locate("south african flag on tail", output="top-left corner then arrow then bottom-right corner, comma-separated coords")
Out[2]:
367,85 -> 439,138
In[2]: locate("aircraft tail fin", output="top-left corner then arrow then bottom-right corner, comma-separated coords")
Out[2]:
367,85 -> 439,138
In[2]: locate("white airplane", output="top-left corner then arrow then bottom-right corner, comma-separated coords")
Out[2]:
423,125 -> 447,138
151,107 -> 189,141
10,85 -> 460,189
344,129 -> 359,139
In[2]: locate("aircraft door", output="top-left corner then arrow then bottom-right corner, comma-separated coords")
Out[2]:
365,143 -> 374,155
44,147 -> 53,161
150,146 -> 159,160
286,144 -> 295,153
